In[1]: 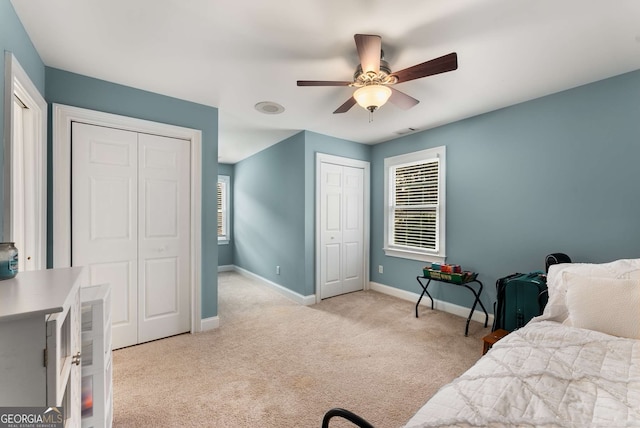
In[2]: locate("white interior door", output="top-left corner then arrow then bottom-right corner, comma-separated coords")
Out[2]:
137,133 -> 190,343
11,96 -> 28,271
72,123 -> 138,349
8,57 -> 47,273
72,122 -> 191,349
319,161 -> 365,299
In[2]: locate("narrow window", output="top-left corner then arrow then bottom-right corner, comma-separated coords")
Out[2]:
217,175 -> 230,244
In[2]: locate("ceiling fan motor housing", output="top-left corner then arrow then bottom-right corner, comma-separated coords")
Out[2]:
353,59 -> 395,87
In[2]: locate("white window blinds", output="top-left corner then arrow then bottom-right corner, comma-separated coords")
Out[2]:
392,159 -> 439,251
217,181 -> 224,236
384,146 -> 445,263
217,175 -> 229,242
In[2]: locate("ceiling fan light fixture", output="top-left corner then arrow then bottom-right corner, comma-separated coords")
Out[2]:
353,84 -> 392,112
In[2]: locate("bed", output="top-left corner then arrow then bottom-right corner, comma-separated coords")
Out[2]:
404,320 -> 639,427
324,258 -> 640,427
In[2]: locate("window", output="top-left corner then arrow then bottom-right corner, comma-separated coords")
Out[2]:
383,146 -> 446,263
217,175 -> 230,244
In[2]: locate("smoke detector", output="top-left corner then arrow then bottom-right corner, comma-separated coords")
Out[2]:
255,101 -> 285,115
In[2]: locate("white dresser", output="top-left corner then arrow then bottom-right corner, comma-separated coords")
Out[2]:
0,267 -> 85,427
80,284 -> 113,428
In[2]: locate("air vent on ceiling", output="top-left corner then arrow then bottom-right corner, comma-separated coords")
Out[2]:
395,127 -> 419,135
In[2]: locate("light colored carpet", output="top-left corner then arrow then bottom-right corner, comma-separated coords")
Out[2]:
112,272 -> 487,427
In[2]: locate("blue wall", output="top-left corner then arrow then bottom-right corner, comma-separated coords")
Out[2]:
0,0 -> 45,238
234,131 -> 371,296
234,132 -> 307,293
218,163 -> 234,267
370,69 -> 640,311
45,68 -> 220,318
234,69 -> 640,314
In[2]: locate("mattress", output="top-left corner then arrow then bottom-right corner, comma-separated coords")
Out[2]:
404,321 -> 640,427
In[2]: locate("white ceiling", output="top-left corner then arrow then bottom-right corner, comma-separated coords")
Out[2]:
10,0 -> 640,164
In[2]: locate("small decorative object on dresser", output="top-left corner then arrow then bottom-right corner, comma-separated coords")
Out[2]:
0,242 -> 18,280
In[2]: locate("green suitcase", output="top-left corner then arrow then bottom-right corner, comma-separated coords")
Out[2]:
492,272 -> 548,332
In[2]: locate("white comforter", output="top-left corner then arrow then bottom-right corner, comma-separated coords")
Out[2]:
404,321 -> 640,427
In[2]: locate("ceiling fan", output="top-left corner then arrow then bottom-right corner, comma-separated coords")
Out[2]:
297,34 -> 458,115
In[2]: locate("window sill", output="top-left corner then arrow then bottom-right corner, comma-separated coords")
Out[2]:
383,247 -> 445,264
218,239 -> 230,245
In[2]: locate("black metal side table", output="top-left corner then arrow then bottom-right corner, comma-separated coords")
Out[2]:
415,275 -> 489,336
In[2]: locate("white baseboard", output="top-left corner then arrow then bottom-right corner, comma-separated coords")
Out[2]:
234,266 -> 316,306
219,266 -> 491,323
200,316 -> 219,331
369,281 -> 494,326
218,265 -> 234,272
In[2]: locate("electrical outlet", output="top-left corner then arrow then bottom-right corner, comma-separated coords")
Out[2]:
378,265 -> 383,274
276,266 -> 280,275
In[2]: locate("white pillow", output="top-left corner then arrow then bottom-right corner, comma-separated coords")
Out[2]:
535,258 -> 640,324
564,272 -> 640,339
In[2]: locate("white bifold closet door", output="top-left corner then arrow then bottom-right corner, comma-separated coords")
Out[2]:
71,122 -> 190,349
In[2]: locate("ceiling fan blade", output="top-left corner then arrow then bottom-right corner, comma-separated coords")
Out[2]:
297,80 -> 352,86
333,97 -> 357,114
392,52 -> 458,83
354,34 -> 381,74
388,87 -> 420,110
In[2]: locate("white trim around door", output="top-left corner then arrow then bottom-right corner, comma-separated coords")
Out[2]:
52,103 -> 203,333
315,153 -> 370,304
3,52 -> 47,270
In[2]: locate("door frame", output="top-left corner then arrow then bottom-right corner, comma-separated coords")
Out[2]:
3,52 -> 47,269
52,103 -> 203,333
315,153 -> 370,303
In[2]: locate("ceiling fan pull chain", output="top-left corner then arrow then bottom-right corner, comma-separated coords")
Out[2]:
369,110 -> 374,123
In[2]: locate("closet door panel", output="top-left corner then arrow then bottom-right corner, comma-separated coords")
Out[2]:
88,261 -> 134,329
143,256 -> 179,317
137,133 -> 191,343
71,122 -> 138,349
